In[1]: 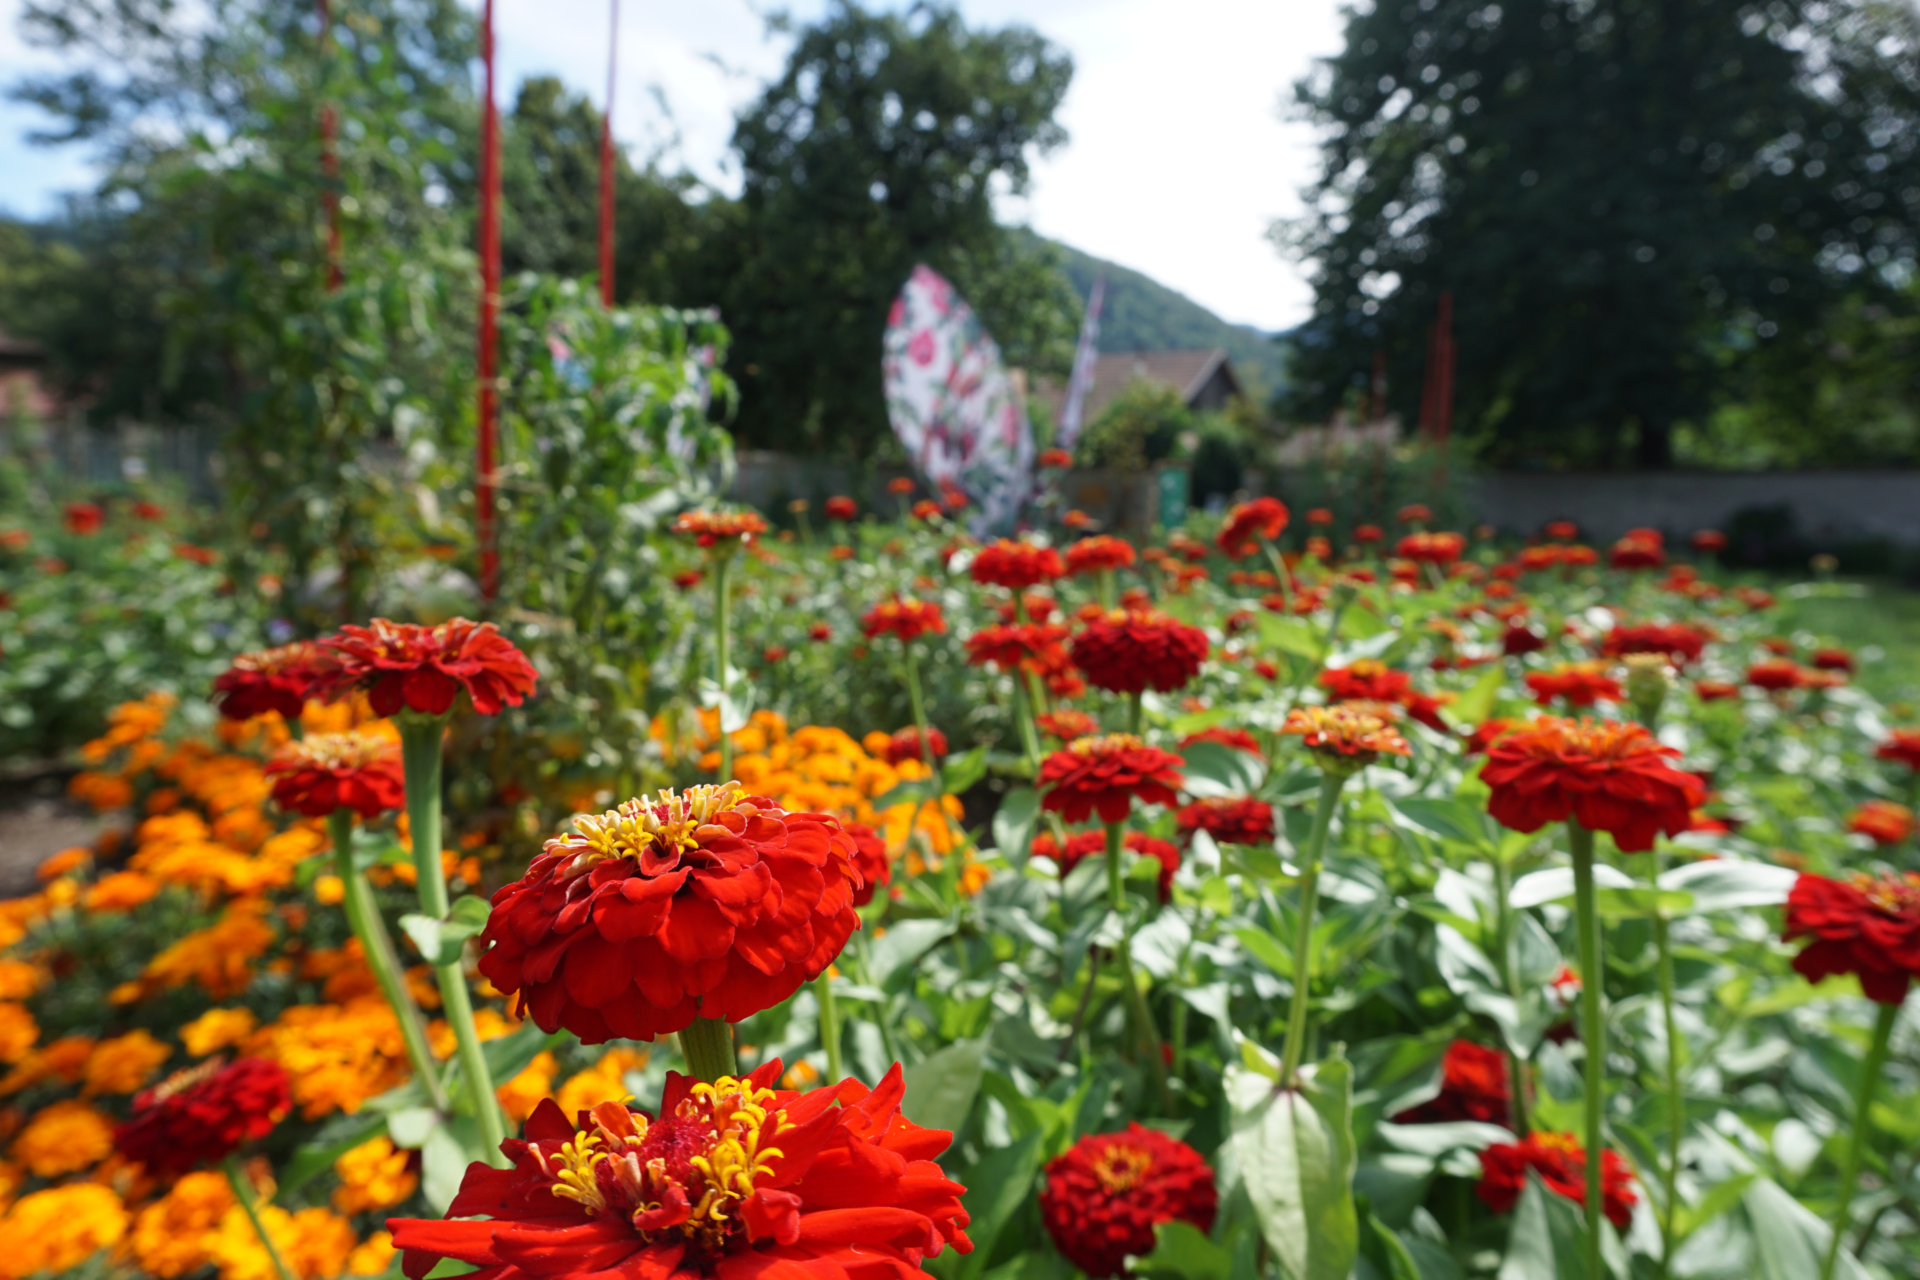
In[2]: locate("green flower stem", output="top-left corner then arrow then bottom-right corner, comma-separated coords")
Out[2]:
816,972 -> 843,1081
1281,591 -> 1351,719
1104,821 -> 1167,1101
680,1014 -> 740,1082
1127,690 -> 1143,737
854,929 -> 902,1067
901,643 -> 943,796
714,555 -> 734,781
223,1156 -> 295,1280
1651,848 -> 1683,1279
1492,854 -> 1530,1134
327,809 -> 448,1114
1259,537 -> 1292,614
1011,673 -> 1043,772
1279,772 -> 1344,1086
1821,1000 -> 1899,1280
1569,820 -> 1607,1276
1098,567 -> 1116,611
398,716 -> 508,1165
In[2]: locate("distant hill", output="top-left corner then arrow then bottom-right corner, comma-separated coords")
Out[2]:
1048,239 -> 1288,406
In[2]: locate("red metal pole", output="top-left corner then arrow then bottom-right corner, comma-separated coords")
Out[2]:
477,0 -> 501,602
598,0 -> 618,308
318,0 -> 341,290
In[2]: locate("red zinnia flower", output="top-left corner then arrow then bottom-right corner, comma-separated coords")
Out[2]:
1039,1125 -> 1216,1280
1518,545 -> 1562,572
842,820 -> 892,908
862,598 -> 946,643
132,500 -> 166,521
1320,658 -> 1412,704
1811,647 -> 1855,673
911,500 -> 942,521
1035,709 -> 1099,741
1526,661 -> 1624,708
1746,659 -> 1807,691
1562,544 -> 1599,568
1065,535 -> 1137,576
1479,716 -> 1705,852
1281,705 -> 1411,770
808,622 -> 833,643
972,539 -> 1065,590
1392,1040 -> 1509,1126
1477,1131 -> 1637,1230
1354,524 -> 1384,544
1033,830 -> 1181,900
1784,872 -> 1920,1003
320,618 -> 538,718
1690,529 -> 1727,553
389,1064 -> 972,1280
477,784 -> 861,1042
964,623 -> 1070,676
1398,503 -> 1432,525
1216,497 -> 1289,559
1062,509 -> 1092,529
1396,531 -> 1464,565
174,542 -> 218,565
674,570 -> 705,590
1877,730 -> 1920,772
1039,735 -> 1184,824
1175,797 -> 1274,848
1070,610 -> 1209,695
115,1057 -> 292,1177
1694,679 -> 1739,701
824,496 -> 858,521
1609,530 -> 1665,570
1600,622 -> 1712,666
1464,718 -> 1518,755
884,726 -> 948,765
1038,447 -> 1075,469
1306,507 -> 1333,526
887,477 -> 916,496
266,730 -> 405,818
1543,520 -> 1579,541
673,509 -> 769,549
1849,800 -> 1916,846
1179,726 -> 1262,756
1502,623 -> 1548,656
212,640 -> 337,722
64,501 -> 104,535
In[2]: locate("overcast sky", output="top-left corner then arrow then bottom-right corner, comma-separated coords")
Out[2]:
0,0 -> 1346,331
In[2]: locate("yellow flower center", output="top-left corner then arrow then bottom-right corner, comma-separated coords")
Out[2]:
1089,1143 -> 1153,1195
554,783 -> 752,880
1067,733 -> 1145,757
275,731 -> 392,772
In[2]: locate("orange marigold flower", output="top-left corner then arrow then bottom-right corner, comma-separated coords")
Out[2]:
1392,1040 -> 1509,1126
115,1057 -> 292,1176
1216,497 -> 1289,559
861,597 -> 947,643
1877,729 -> 1920,772
388,1064 -> 972,1280
332,1136 -> 419,1215
129,1170 -> 232,1278
1039,1124 -> 1216,1279
180,1007 -> 259,1058
265,729 -> 405,818
1849,800 -> 1916,846
212,641 -> 337,722
1070,609 -> 1208,695
672,508 -> 769,549
478,783 -> 862,1043
1280,704 -> 1411,771
83,869 -> 161,913
1785,871 -> 1920,1003
1064,535 -> 1136,576
13,1099 -> 115,1176
0,1183 -> 128,1275
1479,716 -> 1705,852
319,618 -> 537,718
1477,1131 -> 1636,1229
1526,661 -> 1624,708
0,1003 -> 37,1064
971,538 -> 1064,590
82,1029 -> 172,1096
1038,735 -> 1184,824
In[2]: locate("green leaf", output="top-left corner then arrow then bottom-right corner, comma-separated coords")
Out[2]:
1657,859 -> 1797,913
1235,926 -> 1295,980
992,787 -> 1040,869
422,1114 -> 485,1213
1741,1176 -> 1871,1280
400,895 -> 494,966
871,918 -> 955,986
1385,796 -> 1487,847
274,1109 -> 392,1203
948,1131 -> 1044,1280
1673,1172 -> 1754,1242
1258,615 -> 1325,660
1443,664 -> 1507,729
1180,740 -> 1266,800
902,1038 -> 988,1134
1227,1050 -> 1359,1280
1133,1220 -> 1232,1280
942,746 -> 989,797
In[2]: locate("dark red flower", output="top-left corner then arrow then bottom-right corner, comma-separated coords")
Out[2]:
1216,498 -> 1289,559
132,500 -> 166,521
1306,508 -> 1333,526
1543,521 -> 1579,541
861,598 -> 947,643
1609,530 -> 1665,570
842,821 -> 892,908
64,501 -> 104,535
1396,531 -> 1464,565
1320,658 -> 1412,704
1600,623 -> 1713,666
1175,797 -> 1274,848
265,730 -> 405,818
808,623 -> 833,643
1463,718 -> 1518,756
1354,524 -> 1384,544
1035,709 -> 1099,741
1477,1131 -> 1637,1230
1784,872 -> 1920,1004
1811,647 -> 1855,673
1849,800 -> 1916,846
824,496 -> 858,521
884,726 -> 948,765
1039,1125 -> 1217,1279
1518,546 -> 1562,572
964,623 -> 1070,676
1526,662 -> 1624,708
212,640 -> 337,722
1694,679 -> 1740,702
1393,1040 -> 1510,1126
1179,726 -> 1262,756
477,784 -> 861,1043
674,570 -> 705,590
1038,447 -> 1075,469
1746,659 -> 1808,691
1398,504 -> 1432,525
1071,610 -> 1209,695
115,1057 -> 292,1176
1877,730 -> 1920,772
1033,830 -> 1180,900
174,542 -> 218,565
1479,716 -> 1705,852
1690,529 -> 1727,553
1502,623 -> 1548,656
1039,735 -> 1185,824
319,618 -> 538,718
389,1063 -> 972,1280
673,509 -> 769,549
972,539 -> 1065,590
1405,690 -> 1455,732
1065,535 -> 1137,576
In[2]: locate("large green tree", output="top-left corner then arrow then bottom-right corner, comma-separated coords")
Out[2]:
718,1 -> 1081,456
1281,0 -> 1920,468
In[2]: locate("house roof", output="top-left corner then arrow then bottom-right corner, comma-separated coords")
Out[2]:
1033,348 -> 1240,426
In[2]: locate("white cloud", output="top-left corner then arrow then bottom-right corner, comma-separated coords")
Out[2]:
0,0 -> 1342,328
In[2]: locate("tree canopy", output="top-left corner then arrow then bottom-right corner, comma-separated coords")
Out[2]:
1281,0 -> 1920,468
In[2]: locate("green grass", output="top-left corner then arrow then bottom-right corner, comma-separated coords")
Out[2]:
1775,578 -> 1920,712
